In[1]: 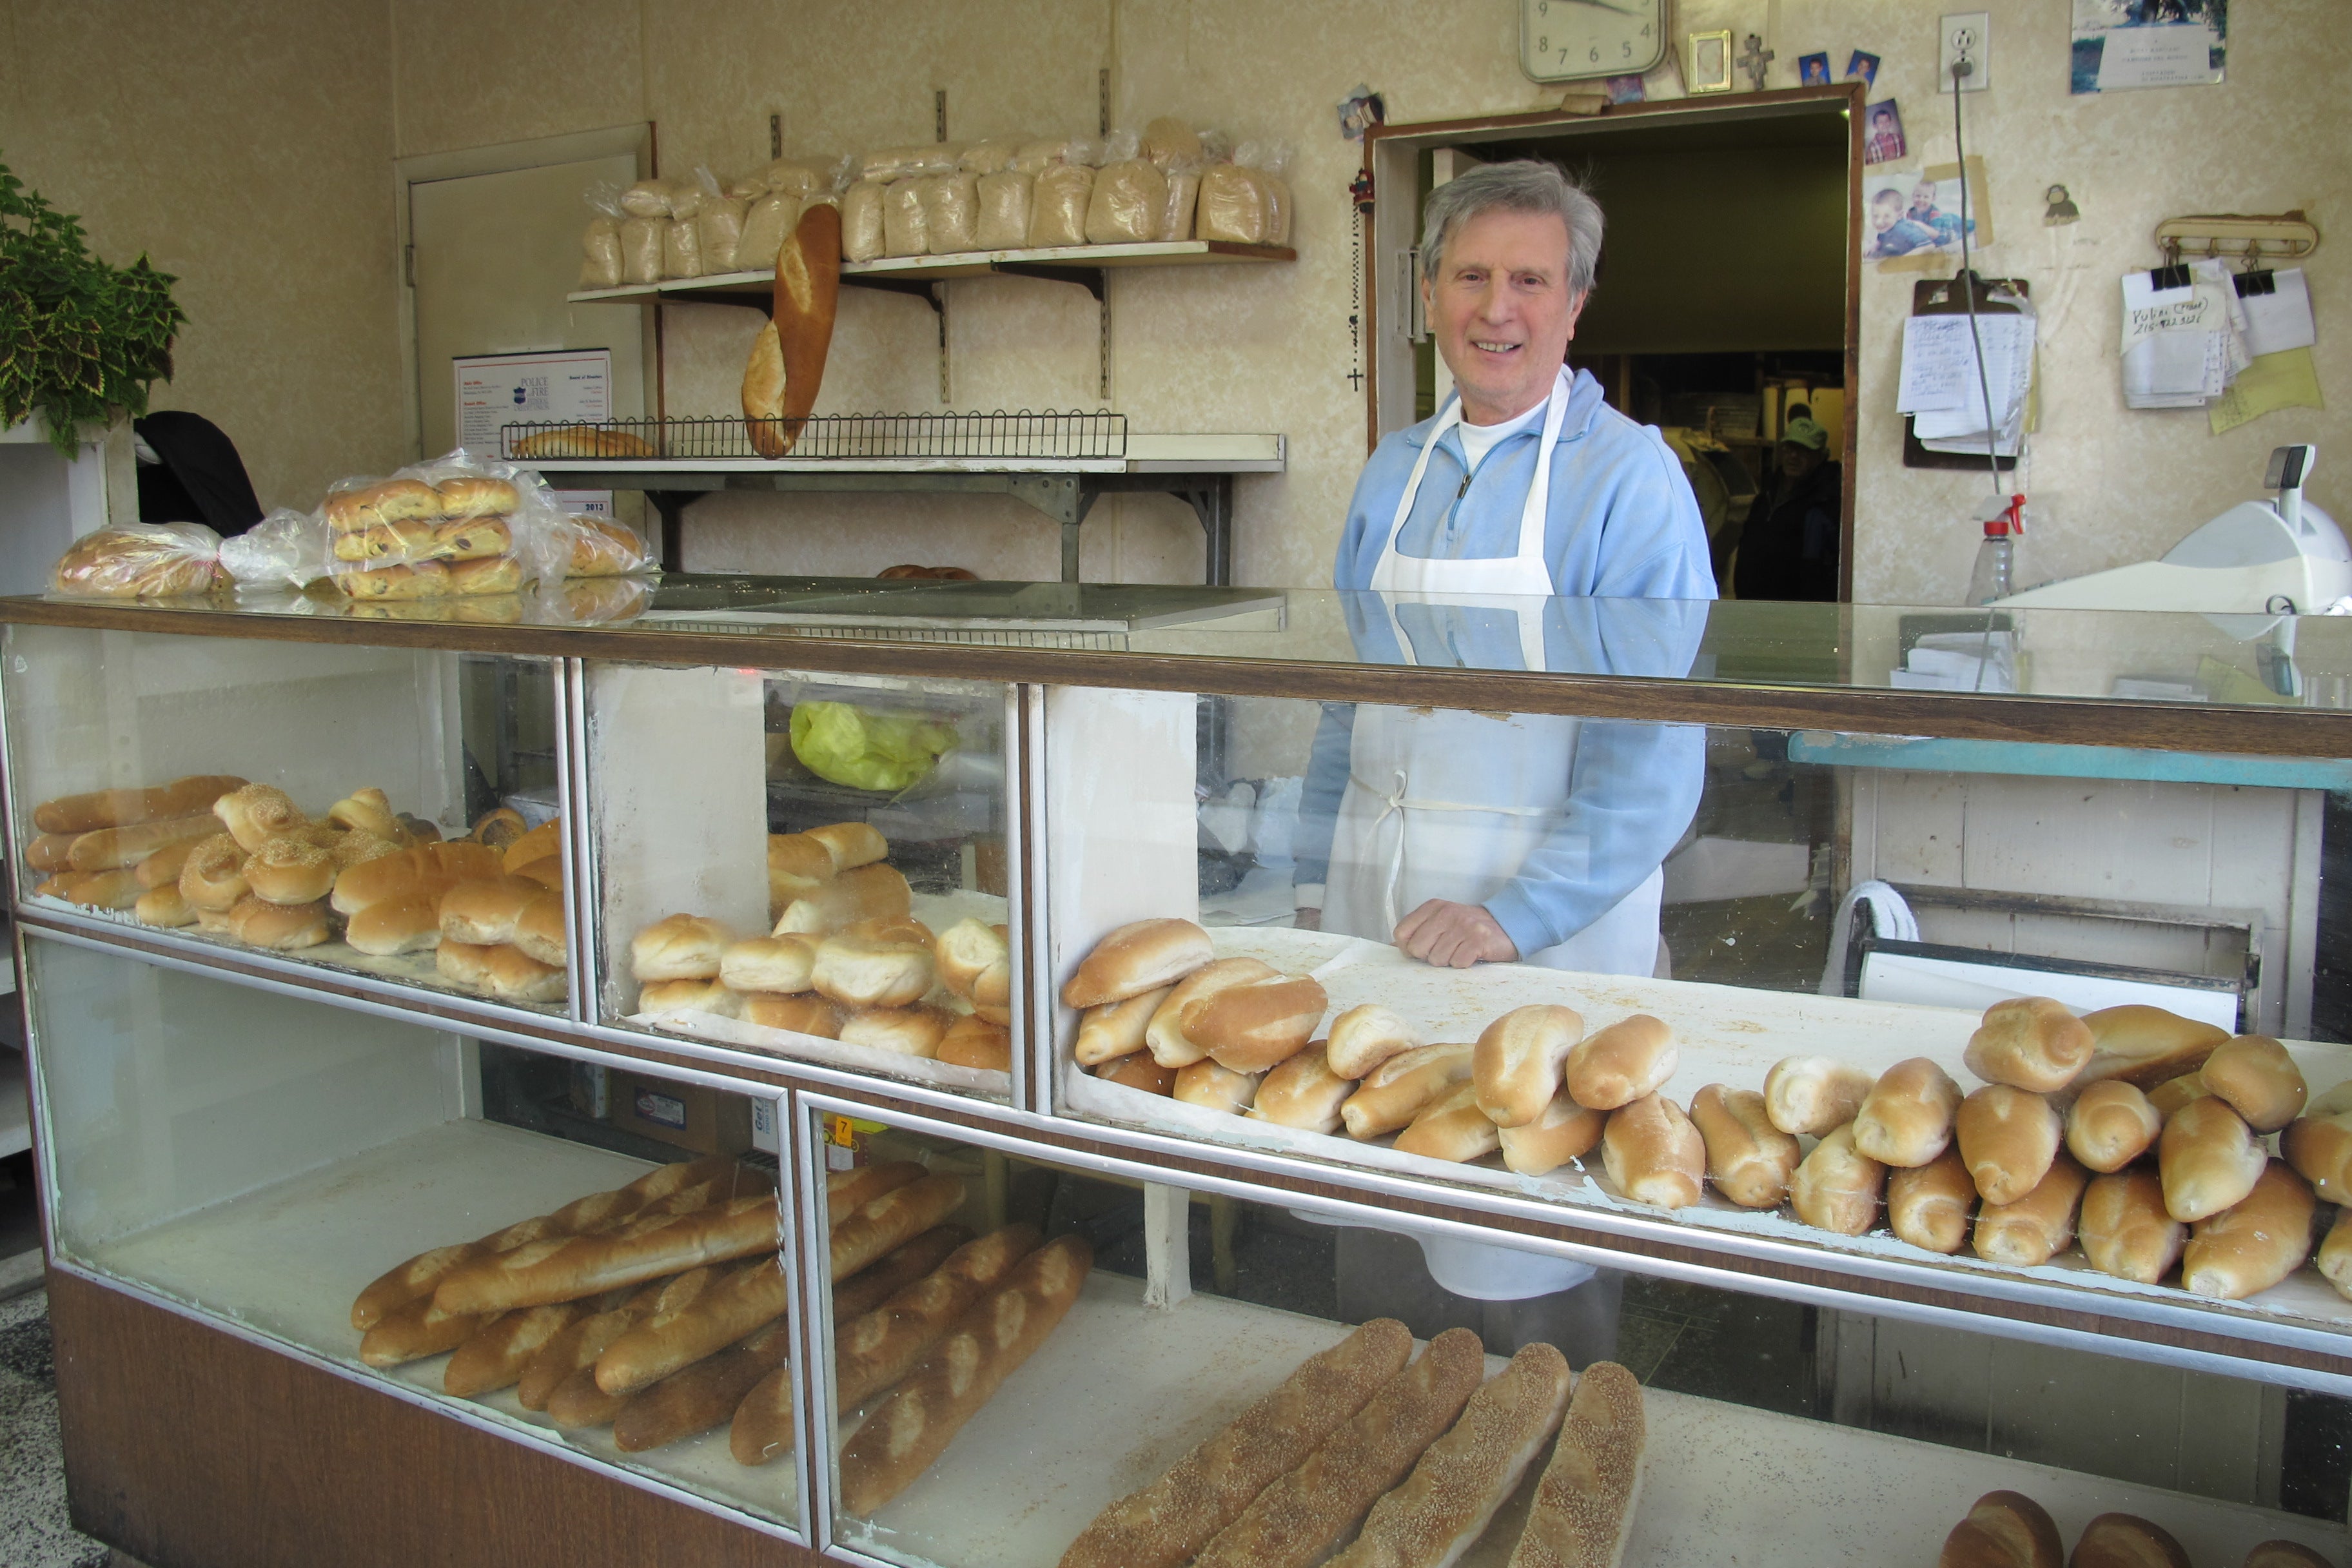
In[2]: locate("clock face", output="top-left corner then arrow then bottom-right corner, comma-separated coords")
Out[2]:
1520,0 -> 1669,82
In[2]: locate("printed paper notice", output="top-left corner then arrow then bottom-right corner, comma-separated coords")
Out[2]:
455,349 -> 612,454
2072,0 -> 2223,94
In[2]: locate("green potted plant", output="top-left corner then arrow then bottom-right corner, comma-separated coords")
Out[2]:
0,151 -> 186,459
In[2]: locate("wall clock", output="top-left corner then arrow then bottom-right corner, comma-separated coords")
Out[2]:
1520,0 -> 1671,83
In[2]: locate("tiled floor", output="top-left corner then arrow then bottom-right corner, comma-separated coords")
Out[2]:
0,1287 -> 114,1568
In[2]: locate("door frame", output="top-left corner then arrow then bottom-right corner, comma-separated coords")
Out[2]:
1362,83 -> 1865,599
393,124 -> 657,463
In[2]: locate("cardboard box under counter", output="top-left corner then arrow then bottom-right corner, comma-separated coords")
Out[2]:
609,1070 -> 754,1155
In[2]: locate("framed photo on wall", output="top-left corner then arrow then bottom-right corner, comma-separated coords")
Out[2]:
1687,29 -> 1733,93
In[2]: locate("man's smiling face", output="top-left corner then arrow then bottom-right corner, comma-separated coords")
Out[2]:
1425,206 -> 1587,426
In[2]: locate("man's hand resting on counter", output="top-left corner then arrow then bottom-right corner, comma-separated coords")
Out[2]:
1395,899 -> 1519,968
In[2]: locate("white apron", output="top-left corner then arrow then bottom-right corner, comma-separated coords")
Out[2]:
1325,368 -> 1665,978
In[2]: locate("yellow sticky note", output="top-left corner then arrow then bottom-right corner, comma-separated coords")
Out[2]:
2210,347 -> 2324,435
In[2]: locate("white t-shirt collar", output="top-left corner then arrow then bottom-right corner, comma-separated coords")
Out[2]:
1453,395 -> 1549,469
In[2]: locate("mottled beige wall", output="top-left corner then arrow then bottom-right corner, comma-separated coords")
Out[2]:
0,0 -> 404,512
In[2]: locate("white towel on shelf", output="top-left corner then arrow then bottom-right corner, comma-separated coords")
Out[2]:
1818,880 -> 1919,997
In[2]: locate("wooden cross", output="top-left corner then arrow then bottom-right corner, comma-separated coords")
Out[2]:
1738,34 -> 1774,92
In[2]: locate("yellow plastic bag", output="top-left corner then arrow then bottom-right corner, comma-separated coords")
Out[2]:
789,701 -> 957,792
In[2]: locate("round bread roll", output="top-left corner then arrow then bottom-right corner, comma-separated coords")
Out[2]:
807,820 -> 888,872
2068,1514 -> 2189,1568
1191,974 -> 1327,1074
720,935 -> 818,995
936,1015 -> 1011,1072
470,807 -> 527,850
1887,1148 -> 1976,1254
331,842 -> 493,915
2160,1095 -> 2268,1222
1172,1059 -> 1262,1115
500,819 -> 560,872
935,918 -> 1012,1018
1851,1057 -> 1963,1168
2182,1159 -> 2315,1300
227,894 -> 331,950
193,906 -> 235,934
439,875 -> 543,946
744,992 -> 844,1037
1340,1042 -> 1475,1140
1248,1043 -> 1352,1134
2065,1081 -> 2163,1173
326,787 -> 402,842
1145,957 -> 1277,1069
326,477 -> 442,531
1972,1153 -> 2089,1268
2075,1005 -> 2229,1090
1955,1084 -> 2063,1206
133,883 -> 195,928
1601,1092 -> 1705,1210
332,830 -> 402,870
1394,1081 -> 1503,1164
2202,1034 -> 2306,1133
1498,1087 -> 1607,1177
1790,1124 -> 1886,1236
772,863 -> 912,937
179,833 -> 250,912
433,516 -> 511,562
436,475 -> 519,519
513,890 -> 567,968
839,1004 -> 951,1057
2317,1205 -> 2352,1302
509,854 -> 562,890
1939,1491 -> 2063,1568
1061,917 -> 1214,1009
1689,1084 -> 1800,1210
434,939 -> 495,989
244,836 -> 335,905
346,888 -> 447,956
1073,986 -> 1170,1067
2244,1544 -> 2335,1568
2147,1074 -> 2211,1119
814,917 -> 938,1008
1964,996 -> 2094,1093
1564,1014 -> 1676,1112
480,943 -> 566,1005
2284,1108 -> 2352,1203
2078,1168 -> 2186,1286
1473,1004 -> 1585,1128
767,832 -> 833,911
632,914 -> 734,981
1096,1053 -> 1177,1097
215,784 -> 308,854
636,977 -> 744,1019
1762,1055 -> 1876,1137
1324,1003 -> 1422,1080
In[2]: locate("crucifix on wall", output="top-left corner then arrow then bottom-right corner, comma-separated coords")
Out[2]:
1738,34 -> 1774,92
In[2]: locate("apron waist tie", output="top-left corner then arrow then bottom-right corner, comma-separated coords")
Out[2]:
1353,769 -> 1561,932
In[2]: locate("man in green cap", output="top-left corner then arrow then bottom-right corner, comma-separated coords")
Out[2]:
1733,411 -> 1840,600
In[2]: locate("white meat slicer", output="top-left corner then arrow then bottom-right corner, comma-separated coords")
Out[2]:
1997,446 -> 2348,616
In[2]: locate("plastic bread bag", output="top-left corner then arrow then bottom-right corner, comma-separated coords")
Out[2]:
922,171 -> 980,253
580,181 -> 625,289
841,179 -> 888,262
1012,135 -> 1091,175
736,190 -> 803,274
556,513 -> 658,578
1084,131 -> 1166,244
619,179 -> 670,218
50,522 -> 226,599
693,167 -> 747,272
219,508 -> 331,591
1141,117 -> 1202,172
761,158 -> 832,197
318,450 -> 573,593
662,177 -> 703,221
1027,141 -> 1098,248
724,173 -> 767,201
1257,141 -> 1296,245
858,144 -> 961,182
1159,159 -> 1201,240
883,175 -> 930,257
530,572 -> 651,625
620,216 -> 664,284
1197,146 -> 1268,244
975,170 -> 1033,249
663,211 -> 705,278
959,136 -> 1026,175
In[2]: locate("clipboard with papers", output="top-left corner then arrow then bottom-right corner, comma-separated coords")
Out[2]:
1897,274 -> 2034,471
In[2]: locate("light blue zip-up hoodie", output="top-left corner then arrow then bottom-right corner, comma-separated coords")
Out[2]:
1294,368 -> 1717,959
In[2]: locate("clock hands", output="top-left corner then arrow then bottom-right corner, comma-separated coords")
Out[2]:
1560,0 -> 1646,14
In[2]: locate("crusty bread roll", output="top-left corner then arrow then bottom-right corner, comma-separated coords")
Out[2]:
814,916 -> 938,1008
1564,1014 -> 1676,1113
767,832 -> 832,911
1499,1088 -> 1607,1177
1341,1042 -> 1475,1139
132,837 -> 199,889
936,917 -> 1012,1021
2184,1160 -> 2315,1300
214,783 -> 308,852
2284,1108 -> 2352,1204
2066,1081 -> 2163,1173
1250,1044 -> 1353,1134
635,977 -> 744,1019
1887,1148 -> 1976,1254
2148,1075 -> 2211,1119
332,830 -> 402,872
26,833 -> 77,873
1326,1003 -> 1422,1080
1394,1082 -> 1504,1163
937,1014 -> 1011,1072
1061,917 -> 1214,1008
1507,1358 -> 1645,1568
1175,1059 -> 1262,1113
1146,957 -> 1279,1068
65,812 -> 217,872
1938,1491 -> 2063,1568
1965,997 -> 2094,1093
326,787 -> 402,842
1852,1057 -> 1963,1168
326,477 -> 442,532
434,938 -> 496,990
1790,1124 -> 1886,1236
244,836 -> 335,906
469,806 -> 527,850
1956,1084 -> 2063,1206
1601,1093 -> 1705,1210
1074,986 -> 1170,1066
480,942 -> 565,1004
177,832 -> 249,912
1474,1004 -> 1585,1128
226,894 -> 330,950
2076,1005 -> 2228,1089
744,991 -> 843,1036
632,913 -> 734,981
1058,1318 -> 1414,1568
1192,974 -> 1328,1074
133,883 -> 195,928
436,474 -> 518,519
1972,1152 -> 2088,1268
772,862 -> 912,936
1763,1055 -> 1876,1137
807,819 -> 888,872
1097,1054 -> 1177,1095
329,840 -> 498,915
439,874 -> 543,945
345,888 -> 446,956
2244,1543 -> 2334,1568
1689,1084 -> 1800,1209
839,1004 -> 952,1057
2079,1168 -> 2186,1286
513,890 -> 567,968
63,867 -> 142,909
193,906 -> 233,934
2161,1095 -> 2268,1222
501,818 -> 560,872
2068,1514 -> 2189,1568
2202,1035 -> 2307,1133
34,774 -> 246,836
2318,1205 -> 2352,1300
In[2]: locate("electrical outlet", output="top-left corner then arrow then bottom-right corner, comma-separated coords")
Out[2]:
1939,10 -> 1991,92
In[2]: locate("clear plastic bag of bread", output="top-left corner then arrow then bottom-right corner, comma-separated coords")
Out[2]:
760,157 -> 834,198
1158,155 -> 1202,241
737,185 -> 805,275
49,522 -> 226,599
880,174 -> 930,257
1026,137 -> 1098,248
842,178 -> 889,262
975,168 -> 1034,250
959,137 -> 1026,175
619,211 -> 665,285
529,572 -> 651,625
554,511 -> 657,578
1084,129 -> 1166,245
692,166 -> 747,273
662,197 -> 706,279
217,507 -> 332,591
579,181 -> 627,289
922,170 -> 980,253
320,449 -> 573,598
1257,141 -> 1295,245
858,144 -> 961,183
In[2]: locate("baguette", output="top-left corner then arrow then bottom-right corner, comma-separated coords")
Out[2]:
830,1174 -> 969,1280
132,836 -> 200,888
596,1255 -> 789,1395
64,867 -> 141,909
835,1224 -> 1043,1411
1938,1491 -> 2063,1568
1972,1153 -> 2090,1268
765,201 -> 842,455
2161,1095 -> 2268,1222
838,1234 -> 1095,1515
834,1226 -> 972,1320
2070,1514 -> 2190,1568
1563,1014 -> 1674,1113
1507,1360 -> 1645,1568
612,1318 -> 792,1452
1763,1055 -> 1877,1136
547,1361 -> 629,1429
1887,1148 -> 1977,1254
2183,1160 -> 2316,1300
1789,1124 -> 1886,1236
2066,1081 -> 2163,1174
357,1296 -> 496,1367
730,1366 -> 797,1466
1955,1085 -> 2062,1206
1327,1341 -> 1573,1568
1852,1057 -> 1963,1168
1192,1328 -> 1487,1568
1689,1083 -> 1799,1209
1500,1088 -> 1608,1178
1963,997 -> 2093,1093
1474,1004 -> 1585,1128
1344,1043 -> 1476,1139
828,1160 -> 926,1224
1395,1082 -> 1504,1164
1057,1317 -> 1415,1568
433,1193 -> 779,1314
517,1282 -> 668,1410
65,813 -> 217,872
34,774 -> 247,836
445,1302 -> 584,1398
26,834 -> 77,873
1600,1092 -> 1705,1210
2079,1168 -> 2186,1286
2202,1035 -> 2308,1133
